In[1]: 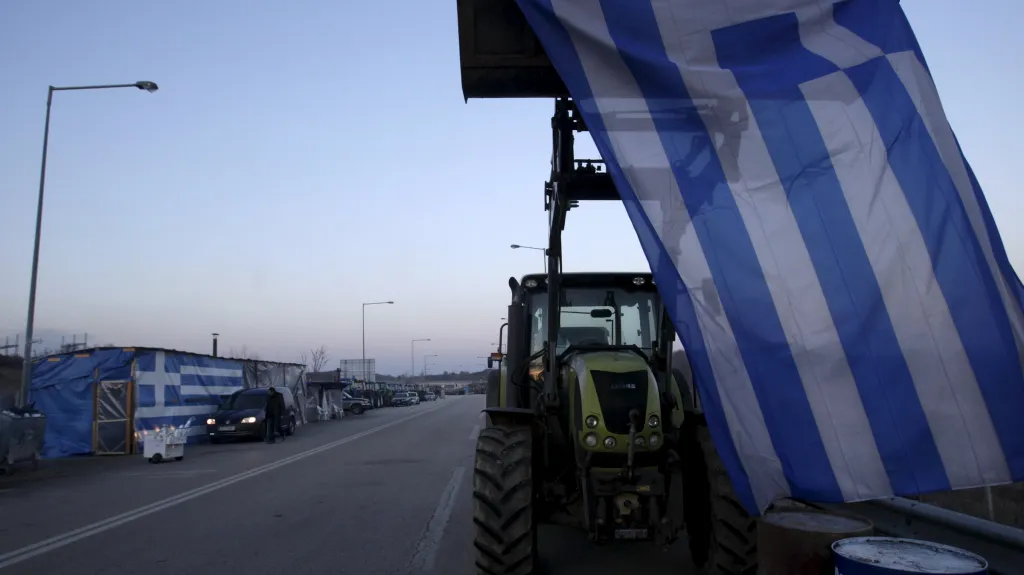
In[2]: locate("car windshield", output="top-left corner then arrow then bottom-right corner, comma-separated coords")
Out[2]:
221,393 -> 266,410
529,285 -> 660,355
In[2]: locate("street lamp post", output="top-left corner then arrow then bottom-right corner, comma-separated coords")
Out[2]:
510,244 -> 547,273
362,301 -> 394,383
423,354 -> 438,376
411,338 -> 430,376
19,81 -> 159,406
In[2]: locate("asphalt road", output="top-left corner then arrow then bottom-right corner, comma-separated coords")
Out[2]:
0,395 -> 694,574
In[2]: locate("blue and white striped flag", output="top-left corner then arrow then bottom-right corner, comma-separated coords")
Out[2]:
517,0 -> 1024,513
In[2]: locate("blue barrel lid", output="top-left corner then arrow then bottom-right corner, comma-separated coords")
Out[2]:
832,537 -> 988,573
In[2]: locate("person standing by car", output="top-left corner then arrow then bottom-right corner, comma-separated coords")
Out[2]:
264,387 -> 285,444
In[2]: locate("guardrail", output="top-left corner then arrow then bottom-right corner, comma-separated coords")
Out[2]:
814,496 -> 1024,575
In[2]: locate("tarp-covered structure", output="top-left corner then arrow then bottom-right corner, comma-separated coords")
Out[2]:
29,347 -> 305,458
516,0 -> 1024,513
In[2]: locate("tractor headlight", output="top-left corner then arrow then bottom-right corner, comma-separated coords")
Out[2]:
634,436 -> 646,447
603,437 -> 617,449
584,433 -> 599,447
649,434 -> 661,448
242,416 -> 257,424
206,418 -> 216,425
585,415 -> 599,429
647,414 -> 660,429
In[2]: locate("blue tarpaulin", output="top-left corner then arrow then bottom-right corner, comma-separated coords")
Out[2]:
30,349 -> 134,458
517,0 -> 1024,512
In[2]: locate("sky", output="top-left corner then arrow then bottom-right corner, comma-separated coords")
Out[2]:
1,1 -> 1022,376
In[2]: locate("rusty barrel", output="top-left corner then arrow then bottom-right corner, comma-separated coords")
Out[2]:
832,537 -> 988,575
758,507 -> 874,575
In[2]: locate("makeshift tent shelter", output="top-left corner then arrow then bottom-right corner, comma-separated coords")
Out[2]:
29,347 -> 305,458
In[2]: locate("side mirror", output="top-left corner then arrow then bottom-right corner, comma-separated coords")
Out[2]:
590,308 -> 613,318
487,358 -> 494,369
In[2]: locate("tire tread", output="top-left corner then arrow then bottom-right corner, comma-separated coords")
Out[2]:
473,424 -> 536,575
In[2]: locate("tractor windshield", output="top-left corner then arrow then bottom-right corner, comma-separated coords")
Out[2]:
529,286 -> 660,356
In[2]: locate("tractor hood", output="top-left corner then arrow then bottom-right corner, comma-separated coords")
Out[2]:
566,350 -> 662,448
567,349 -> 650,375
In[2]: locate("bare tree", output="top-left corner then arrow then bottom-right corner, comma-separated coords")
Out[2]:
299,351 -> 309,370
310,345 -> 329,372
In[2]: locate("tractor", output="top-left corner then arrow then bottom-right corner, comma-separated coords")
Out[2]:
457,5 -> 758,571
473,101 -> 757,574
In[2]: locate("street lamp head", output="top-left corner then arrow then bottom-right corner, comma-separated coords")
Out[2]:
386,301 -> 394,304
134,81 -> 159,93
510,244 -> 521,249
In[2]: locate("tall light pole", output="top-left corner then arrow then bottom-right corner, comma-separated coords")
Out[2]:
361,300 -> 393,383
411,338 -> 430,376
510,244 -> 547,273
423,353 -> 438,376
19,81 -> 159,406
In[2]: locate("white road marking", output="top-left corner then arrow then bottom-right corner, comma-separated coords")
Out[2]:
0,402 -> 452,570
468,425 -> 480,442
122,469 -> 218,479
408,466 -> 466,572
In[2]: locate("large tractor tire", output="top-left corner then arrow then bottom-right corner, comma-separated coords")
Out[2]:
688,421 -> 757,575
472,424 -> 537,575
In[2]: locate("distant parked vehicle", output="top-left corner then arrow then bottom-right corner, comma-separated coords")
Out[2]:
424,392 -> 436,402
341,392 -> 370,415
392,391 -> 419,406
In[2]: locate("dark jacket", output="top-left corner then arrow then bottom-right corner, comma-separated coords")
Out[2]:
265,391 -> 285,417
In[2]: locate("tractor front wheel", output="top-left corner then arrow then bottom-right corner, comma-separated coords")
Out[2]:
696,422 -> 757,575
472,423 -> 537,575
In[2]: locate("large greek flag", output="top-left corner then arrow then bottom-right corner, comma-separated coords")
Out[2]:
517,0 -> 1024,513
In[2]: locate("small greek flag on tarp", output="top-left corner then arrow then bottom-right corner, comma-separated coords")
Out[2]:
517,0 -> 1024,513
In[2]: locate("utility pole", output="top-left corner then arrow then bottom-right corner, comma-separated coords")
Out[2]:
411,338 -> 430,376
18,80 -> 159,406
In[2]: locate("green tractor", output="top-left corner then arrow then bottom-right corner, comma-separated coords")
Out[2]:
458,3 -> 757,573
471,105 -> 758,575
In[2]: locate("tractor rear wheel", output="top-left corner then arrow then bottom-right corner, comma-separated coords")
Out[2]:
472,424 -> 536,575
695,421 -> 757,575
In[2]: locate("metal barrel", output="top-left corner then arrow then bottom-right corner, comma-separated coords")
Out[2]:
832,536 -> 989,575
758,507 -> 874,574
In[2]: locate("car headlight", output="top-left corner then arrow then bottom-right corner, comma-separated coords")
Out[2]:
634,436 -> 646,447
584,432 -> 599,447
242,416 -> 257,424
585,415 -> 599,429
206,418 -> 216,425
649,434 -> 661,448
603,436 -> 617,449
647,414 -> 660,429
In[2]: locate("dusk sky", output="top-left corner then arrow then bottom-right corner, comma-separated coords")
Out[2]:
2,1 -> 1022,375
